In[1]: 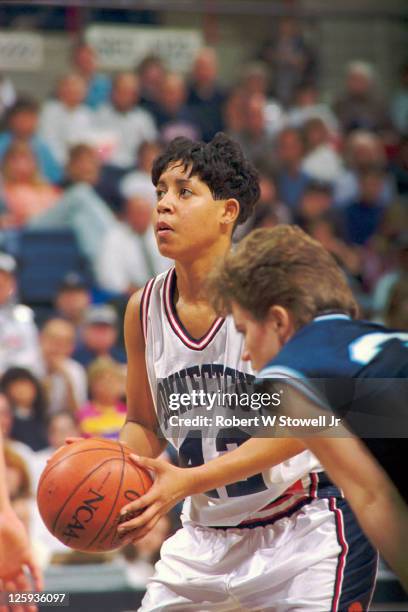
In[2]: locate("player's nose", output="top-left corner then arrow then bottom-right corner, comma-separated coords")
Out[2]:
156,192 -> 175,214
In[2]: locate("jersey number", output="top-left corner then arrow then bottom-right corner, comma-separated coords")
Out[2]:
179,428 -> 268,499
349,332 -> 408,365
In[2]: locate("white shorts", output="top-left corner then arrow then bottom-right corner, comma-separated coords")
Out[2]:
139,498 -> 378,612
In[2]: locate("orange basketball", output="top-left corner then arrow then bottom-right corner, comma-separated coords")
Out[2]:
37,438 -> 153,552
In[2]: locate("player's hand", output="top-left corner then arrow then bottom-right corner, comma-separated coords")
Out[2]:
117,455 -> 192,543
0,507 -> 43,612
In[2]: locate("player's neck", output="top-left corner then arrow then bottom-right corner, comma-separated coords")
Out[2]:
175,241 -> 230,303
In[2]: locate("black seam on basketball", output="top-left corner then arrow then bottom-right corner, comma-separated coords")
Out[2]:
87,441 -> 127,550
51,457 -> 123,537
38,446 -> 127,493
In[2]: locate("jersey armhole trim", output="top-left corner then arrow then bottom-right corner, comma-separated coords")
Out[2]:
140,277 -> 155,343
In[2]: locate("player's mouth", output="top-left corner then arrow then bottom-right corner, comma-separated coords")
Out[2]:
156,221 -> 174,236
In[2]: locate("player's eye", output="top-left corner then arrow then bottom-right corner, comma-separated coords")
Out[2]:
156,189 -> 165,200
180,188 -> 192,197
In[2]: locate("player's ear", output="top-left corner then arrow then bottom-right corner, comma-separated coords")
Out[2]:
220,198 -> 240,227
267,305 -> 295,343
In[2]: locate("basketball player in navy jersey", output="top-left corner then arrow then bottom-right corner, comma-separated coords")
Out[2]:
117,135 -> 377,610
209,224 -> 408,591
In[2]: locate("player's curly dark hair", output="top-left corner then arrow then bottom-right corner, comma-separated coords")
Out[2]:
151,132 -> 260,226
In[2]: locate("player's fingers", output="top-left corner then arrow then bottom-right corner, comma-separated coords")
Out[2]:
120,487 -> 158,517
118,502 -> 159,534
0,577 -> 7,612
12,572 -> 38,612
24,554 -> 44,592
127,514 -> 161,543
4,578 -> 24,612
64,436 -> 83,445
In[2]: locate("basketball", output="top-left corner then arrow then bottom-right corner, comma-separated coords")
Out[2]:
37,438 -> 153,552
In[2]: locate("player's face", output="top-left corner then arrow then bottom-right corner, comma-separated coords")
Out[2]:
153,162 -> 232,260
232,302 -> 286,371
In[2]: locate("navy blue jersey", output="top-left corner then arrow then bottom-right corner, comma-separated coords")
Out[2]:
259,314 -> 408,501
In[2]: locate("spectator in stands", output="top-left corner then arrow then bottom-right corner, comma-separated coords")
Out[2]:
276,127 -> 310,211
390,136 -> 408,196
0,392 -> 33,470
286,82 -> 339,134
27,178 -> 118,270
120,140 -> 163,204
4,443 -> 31,503
0,142 -> 60,227
31,410 -> 80,489
137,55 -> 166,116
223,87 -> 246,140
240,62 -> 284,135
296,180 -> 334,228
53,272 -> 91,332
1,367 -> 47,451
96,193 -> 171,294
301,117 -> 343,183
258,17 -> 318,107
187,47 -> 226,141
235,94 -> 275,166
383,277 -> 408,329
154,72 -> 200,142
77,357 -> 126,440
71,42 -> 111,109
39,318 -> 87,415
62,143 -> 124,214
391,61 -> 408,136
372,232 -> 408,317
0,73 -> 16,119
0,253 -> 42,376
39,73 -> 93,165
0,98 -> 62,183
73,305 -> 126,366
337,167 -> 388,246
96,72 -> 157,169
334,130 -> 394,207
333,61 -> 391,135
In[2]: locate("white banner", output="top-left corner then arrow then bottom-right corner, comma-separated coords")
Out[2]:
0,32 -> 43,70
86,25 -> 203,72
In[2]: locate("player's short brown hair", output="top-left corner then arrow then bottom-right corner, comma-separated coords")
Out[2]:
209,225 -> 359,328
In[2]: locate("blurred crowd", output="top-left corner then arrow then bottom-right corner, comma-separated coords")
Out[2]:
0,16 -> 407,579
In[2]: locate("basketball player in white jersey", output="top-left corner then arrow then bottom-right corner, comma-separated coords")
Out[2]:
118,134 -> 377,611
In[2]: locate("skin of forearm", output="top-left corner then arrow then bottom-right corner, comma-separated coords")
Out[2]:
189,437 -> 305,496
0,436 -> 12,512
119,420 -> 167,458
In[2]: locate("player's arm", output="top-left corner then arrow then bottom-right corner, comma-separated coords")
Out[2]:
119,289 -> 167,458
0,432 -> 43,611
306,435 -> 408,591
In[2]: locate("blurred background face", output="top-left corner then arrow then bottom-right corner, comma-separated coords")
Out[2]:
55,287 -> 90,322
0,394 -> 13,437
10,110 -> 38,139
83,324 -> 117,353
278,130 -> 304,166
6,379 -> 37,408
125,197 -> 153,234
112,73 -> 139,112
3,147 -> 38,182
74,45 -> 97,77
300,189 -> 332,219
245,95 -> 266,136
295,86 -> 318,108
138,142 -> 162,173
41,319 -> 75,360
67,147 -> 100,185
139,59 -> 165,96
193,49 -> 217,86
160,74 -> 186,114
58,74 -> 87,108
346,70 -> 372,97
90,370 -> 124,403
0,271 -> 15,305
304,119 -> 329,149
48,413 -> 79,449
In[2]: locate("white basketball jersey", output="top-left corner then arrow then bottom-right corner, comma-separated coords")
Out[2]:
140,268 -> 321,527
